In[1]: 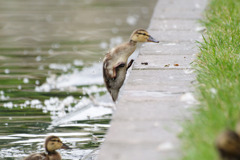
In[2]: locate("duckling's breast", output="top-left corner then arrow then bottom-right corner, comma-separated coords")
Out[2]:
110,43 -> 136,66
48,152 -> 61,160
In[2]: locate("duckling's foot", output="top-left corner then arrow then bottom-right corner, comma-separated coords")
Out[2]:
127,59 -> 134,70
115,62 -> 125,69
112,62 -> 126,79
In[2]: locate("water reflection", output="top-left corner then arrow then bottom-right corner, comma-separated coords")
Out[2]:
0,0 -> 156,159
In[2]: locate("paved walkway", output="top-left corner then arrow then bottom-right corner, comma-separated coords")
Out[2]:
98,0 -> 207,159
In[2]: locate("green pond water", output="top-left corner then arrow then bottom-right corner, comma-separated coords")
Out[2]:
0,0 -> 156,159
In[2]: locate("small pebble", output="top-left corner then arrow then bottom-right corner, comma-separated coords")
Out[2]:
164,64 -> 170,67
141,62 -> 148,65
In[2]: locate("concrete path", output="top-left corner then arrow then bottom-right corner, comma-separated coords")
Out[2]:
98,0 -> 207,159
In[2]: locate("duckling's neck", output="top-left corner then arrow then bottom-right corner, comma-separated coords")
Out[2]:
48,151 -> 57,154
121,40 -> 136,59
129,40 -> 137,46
47,151 -> 61,160
46,149 -> 57,154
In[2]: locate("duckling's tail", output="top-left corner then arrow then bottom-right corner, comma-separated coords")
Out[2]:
110,89 -> 119,102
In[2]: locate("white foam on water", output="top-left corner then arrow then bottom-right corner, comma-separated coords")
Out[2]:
49,63 -> 72,72
35,63 -> 103,92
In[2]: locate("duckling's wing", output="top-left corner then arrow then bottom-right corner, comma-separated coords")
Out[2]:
103,60 -> 126,80
103,59 -> 111,78
23,152 -> 46,160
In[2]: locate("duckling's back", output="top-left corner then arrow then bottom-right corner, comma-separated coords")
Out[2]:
23,152 -> 47,160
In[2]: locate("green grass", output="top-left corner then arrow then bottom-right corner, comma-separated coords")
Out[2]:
181,0 -> 240,160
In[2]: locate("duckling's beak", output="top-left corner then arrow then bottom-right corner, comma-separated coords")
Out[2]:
61,143 -> 71,149
147,35 -> 159,43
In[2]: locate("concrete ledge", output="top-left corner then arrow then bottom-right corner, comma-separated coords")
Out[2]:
140,42 -> 199,55
97,0 -> 207,160
99,143 -> 180,160
123,70 -> 194,92
133,54 -> 195,69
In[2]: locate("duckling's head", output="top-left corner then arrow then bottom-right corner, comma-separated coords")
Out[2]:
45,136 -> 71,153
130,29 -> 159,43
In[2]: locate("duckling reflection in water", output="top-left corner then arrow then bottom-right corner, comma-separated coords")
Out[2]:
103,29 -> 159,101
216,128 -> 240,160
23,135 -> 71,160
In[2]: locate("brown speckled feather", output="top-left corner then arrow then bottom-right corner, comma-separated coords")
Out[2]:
24,152 -> 62,160
23,152 -> 47,160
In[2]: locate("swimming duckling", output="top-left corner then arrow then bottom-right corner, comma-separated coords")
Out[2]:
103,29 -> 159,101
23,135 -> 71,160
215,130 -> 240,160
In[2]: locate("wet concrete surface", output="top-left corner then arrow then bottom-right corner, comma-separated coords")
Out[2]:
97,0 -> 207,159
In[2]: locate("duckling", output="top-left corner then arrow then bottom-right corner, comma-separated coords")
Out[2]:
103,29 -> 159,101
215,130 -> 240,160
235,122 -> 240,135
23,135 -> 71,160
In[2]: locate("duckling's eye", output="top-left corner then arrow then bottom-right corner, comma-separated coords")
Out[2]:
138,33 -> 148,36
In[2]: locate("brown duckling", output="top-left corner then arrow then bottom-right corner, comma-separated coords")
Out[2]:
216,130 -> 240,160
23,135 -> 71,160
103,29 -> 159,101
